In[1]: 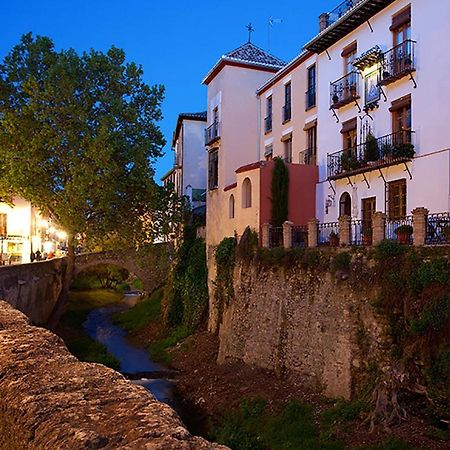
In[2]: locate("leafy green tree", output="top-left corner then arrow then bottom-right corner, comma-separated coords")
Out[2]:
0,33 -> 168,252
271,157 -> 289,227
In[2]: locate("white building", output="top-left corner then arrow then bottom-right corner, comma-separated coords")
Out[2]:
303,0 -> 450,227
162,112 -> 207,209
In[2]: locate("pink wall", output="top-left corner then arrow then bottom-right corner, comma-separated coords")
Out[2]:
259,161 -> 318,231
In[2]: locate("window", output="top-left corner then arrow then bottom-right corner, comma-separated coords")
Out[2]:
229,195 -> 235,219
284,137 -> 292,163
339,192 -> 352,218
265,96 -> 273,133
388,179 -> 407,219
306,65 -> 316,109
306,125 -> 317,165
213,106 -> 219,124
242,178 -> 252,208
264,144 -> 273,161
391,95 -> 412,148
283,82 -> 291,122
208,149 -> 218,190
0,214 -> 6,236
342,42 -> 357,92
341,118 -> 357,155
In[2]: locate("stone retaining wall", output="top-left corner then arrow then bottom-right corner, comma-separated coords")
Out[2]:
0,300 -> 226,450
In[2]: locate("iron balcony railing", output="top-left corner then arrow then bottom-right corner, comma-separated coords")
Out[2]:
299,147 -> 317,165
380,40 -> 416,85
386,216 -> 414,245
292,226 -> 308,248
330,71 -> 359,108
327,130 -> 415,179
269,226 -> 284,248
305,87 -> 316,109
426,212 -> 450,245
282,103 -> 292,123
205,121 -> 221,146
264,115 -> 272,134
326,0 -> 363,28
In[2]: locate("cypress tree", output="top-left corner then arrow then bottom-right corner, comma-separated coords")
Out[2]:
271,157 -> 289,227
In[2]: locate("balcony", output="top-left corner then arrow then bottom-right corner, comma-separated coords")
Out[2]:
305,0 -> 396,53
264,115 -> 272,134
299,147 -> 317,165
380,40 -> 416,86
305,87 -> 316,109
330,71 -> 359,109
205,121 -> 221,146
282,104 -> 291,123
327,130 -> 415,179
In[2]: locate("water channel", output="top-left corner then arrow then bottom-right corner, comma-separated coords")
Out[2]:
82,296 -> 178,408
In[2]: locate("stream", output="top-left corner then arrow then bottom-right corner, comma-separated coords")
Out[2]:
82,297 -> 178,408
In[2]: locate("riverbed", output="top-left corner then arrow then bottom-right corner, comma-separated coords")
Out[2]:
83,301 -> 177,407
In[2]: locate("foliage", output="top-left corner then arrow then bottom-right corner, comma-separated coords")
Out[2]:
332,252 -> 351,272
164,236 -> 208,330
147,325 -> 191,364
410,297 -> 450,334
321,399 -> 368,435
365,132 -> 379,162
76,265 -> 129,290
114,287 -> 164,332
374,240 -> 405,260
214,237 -> 237,314
210,398 -> 345,450
66,336 -> 120,370
0,33 -> 175,249
358,437 -> 414,450
236,227 -> 258,261
271,157 -> 289,227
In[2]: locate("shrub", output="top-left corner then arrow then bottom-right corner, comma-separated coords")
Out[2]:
332,252 -> 351,272
374,240 -> 405,260
271,157 -> 289,227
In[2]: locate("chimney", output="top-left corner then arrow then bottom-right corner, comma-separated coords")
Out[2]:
319,13 -> 329,32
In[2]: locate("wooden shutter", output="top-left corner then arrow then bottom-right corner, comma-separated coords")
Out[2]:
390,5 -> 411,31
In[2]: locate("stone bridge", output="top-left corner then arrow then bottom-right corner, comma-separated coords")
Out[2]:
0,243 -> 173,326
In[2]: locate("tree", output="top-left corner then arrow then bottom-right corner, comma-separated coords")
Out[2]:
0,33 -> 167,251
271,157 -> 289,227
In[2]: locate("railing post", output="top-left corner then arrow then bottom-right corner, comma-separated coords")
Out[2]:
262,223 -> 271,248
283,221 -> 294,249
338,216 -> 351,246
412,207 -> 429,247
308,219 -> 319,248
372,212 -> 387,246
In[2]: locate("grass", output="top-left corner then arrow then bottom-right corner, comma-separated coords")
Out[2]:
358,437 -> 416,450
114,287 -> 164,332
66,336 -> 120,370
147,325 -> 192,364
60,288 -> 123,370
210,398 -> 345,450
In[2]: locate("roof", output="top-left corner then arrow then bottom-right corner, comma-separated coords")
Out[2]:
161,167 -> 176,182
304,0 -> 396,54
257,50 -> 314,95
203,42 -> 286,85
172,111 -> 207,148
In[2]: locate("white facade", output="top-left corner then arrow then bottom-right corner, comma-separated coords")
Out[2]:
163,113 -> 207,208
311,0 -> 450,222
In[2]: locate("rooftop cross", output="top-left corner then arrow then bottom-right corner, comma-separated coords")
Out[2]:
246,23 -> 254,43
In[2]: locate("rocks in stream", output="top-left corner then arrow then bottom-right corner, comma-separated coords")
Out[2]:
0,300 -> 228,450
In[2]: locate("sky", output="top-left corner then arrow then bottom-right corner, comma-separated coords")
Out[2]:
1,0 -> 337,182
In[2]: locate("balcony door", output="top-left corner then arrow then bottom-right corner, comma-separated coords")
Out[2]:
362,197 -> 376,223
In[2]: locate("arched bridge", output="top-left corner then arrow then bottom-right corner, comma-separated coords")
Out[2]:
73,244 -> 172,295
0,243 -> 173,327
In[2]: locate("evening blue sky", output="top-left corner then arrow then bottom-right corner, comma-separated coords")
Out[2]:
1,0 -> 337,182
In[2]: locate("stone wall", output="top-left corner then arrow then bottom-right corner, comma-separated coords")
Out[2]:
215,258 -> 390,400
0,258 -> 67,325
0,300 -> 226,450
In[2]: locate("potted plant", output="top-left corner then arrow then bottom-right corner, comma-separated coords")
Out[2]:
350,84 -> 357,97
395,224 -> 413,244
362,224 -> 373,246
394,142 -> 415,159
364,132 -> 379,164
332,93 -> 339,105
341,152 -> 359,172
380,142 -> 394,161
329,231 -> 339,247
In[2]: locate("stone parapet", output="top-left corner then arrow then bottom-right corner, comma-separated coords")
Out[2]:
0,301 -> 226,450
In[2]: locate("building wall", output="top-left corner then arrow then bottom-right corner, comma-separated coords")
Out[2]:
315,0 -> 450,222
259,53 -> 317,163
182,119 -> 207,194
206,65 -> 277,247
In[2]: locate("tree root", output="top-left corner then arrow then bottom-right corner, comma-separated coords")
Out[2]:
364,363 -> 434,433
